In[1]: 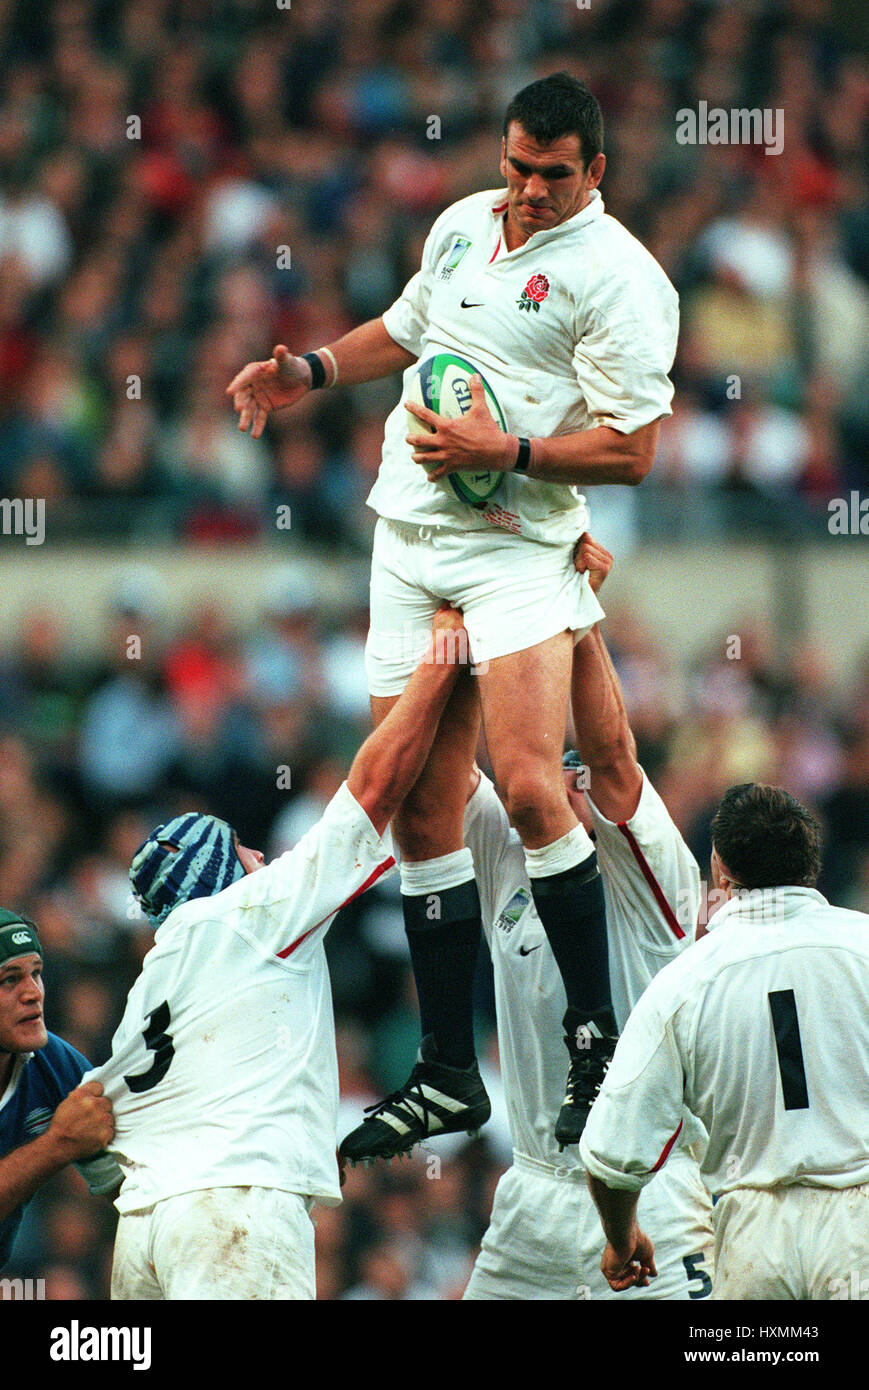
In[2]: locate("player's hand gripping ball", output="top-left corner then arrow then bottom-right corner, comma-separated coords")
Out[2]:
405,354 -> 509,507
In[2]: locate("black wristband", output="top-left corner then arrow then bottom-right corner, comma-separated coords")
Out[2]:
514,437 -> 531,473
302,352 -> 326,389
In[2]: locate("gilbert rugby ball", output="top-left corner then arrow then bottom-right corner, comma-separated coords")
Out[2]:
407,353 -> 507,507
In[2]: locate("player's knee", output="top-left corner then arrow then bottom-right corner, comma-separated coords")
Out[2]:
393,794 -> 464,860
499,765 -> 563,840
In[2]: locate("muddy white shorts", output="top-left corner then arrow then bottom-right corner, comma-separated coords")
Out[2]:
366,517 -> 605,697
463,1150 -> 715,1301
712,1182 -> 869,1300
110,1186 -> 316,1301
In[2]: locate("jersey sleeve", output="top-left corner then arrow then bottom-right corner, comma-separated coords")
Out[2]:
381,205 -> 457,357
229,781 -> 396,965
579,972 -> 689,1191
462,773 -> 515,942
572,267 -> 679,434
587,772 -> 700,955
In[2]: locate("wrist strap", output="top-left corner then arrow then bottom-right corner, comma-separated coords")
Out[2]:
302,352 -> 327,389
514,437 -> 531,473
319,346 -> 339,385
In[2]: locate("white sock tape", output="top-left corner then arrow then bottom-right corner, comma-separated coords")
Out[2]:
400,847 -> 475,895
524,822 -> 594,879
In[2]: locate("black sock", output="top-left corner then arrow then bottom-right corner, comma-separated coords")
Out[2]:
529,852 -> 617,1035
402,878 -> 481,1069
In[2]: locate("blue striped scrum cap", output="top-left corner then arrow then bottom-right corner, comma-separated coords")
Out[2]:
130,813 -> 246,927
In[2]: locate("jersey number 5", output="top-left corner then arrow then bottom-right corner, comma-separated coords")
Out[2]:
123,1000 -> 175,1094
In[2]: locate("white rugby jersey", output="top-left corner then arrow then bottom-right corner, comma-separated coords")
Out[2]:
369,187 -> 679,543
463,770 -> 702,1171
86,784 -> 395,1213
580,888 -> 869,1195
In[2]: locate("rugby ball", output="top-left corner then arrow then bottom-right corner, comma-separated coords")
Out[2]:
406,353 -> 507,507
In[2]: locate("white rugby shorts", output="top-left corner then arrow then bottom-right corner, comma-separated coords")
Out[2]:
712,1182 -> 869,1300
365,517 -> 605,697
110,1186 -> 316,1300
462,1151 -> 715,1301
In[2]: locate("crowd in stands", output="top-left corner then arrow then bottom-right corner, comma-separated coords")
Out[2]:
0,0 -> 867,544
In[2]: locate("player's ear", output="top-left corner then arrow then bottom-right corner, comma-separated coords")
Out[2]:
586,152 -> 606,189
499,137 -> 507,179
711,847 -> 736,896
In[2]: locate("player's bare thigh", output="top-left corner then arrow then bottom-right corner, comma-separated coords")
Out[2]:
370,672 -> 482,859
477,629 -> 576,848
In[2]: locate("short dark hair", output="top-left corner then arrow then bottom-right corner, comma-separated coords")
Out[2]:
503,72 -> 604,168
710,783 -> 822,890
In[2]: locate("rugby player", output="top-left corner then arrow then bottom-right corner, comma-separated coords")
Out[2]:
0,910 -> 119,1271
86,608 -> 472,1300
228,73 -> 679,1153
581,784 -> 869,1298
457,537 -> 714,1299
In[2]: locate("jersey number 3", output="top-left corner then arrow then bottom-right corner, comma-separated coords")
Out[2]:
123,1001 -> 175,1094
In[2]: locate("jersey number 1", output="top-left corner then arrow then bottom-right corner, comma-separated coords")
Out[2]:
123,1000 -> 175,1094
768,989 -> 810,1110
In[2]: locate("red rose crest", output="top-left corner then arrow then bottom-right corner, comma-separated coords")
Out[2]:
518,273 -> 550,312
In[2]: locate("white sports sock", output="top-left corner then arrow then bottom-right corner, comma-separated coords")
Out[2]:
524,822 -> 594,880
399,847 -> 475,895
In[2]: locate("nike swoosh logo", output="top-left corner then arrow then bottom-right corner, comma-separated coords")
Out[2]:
461,298 -> 484,308
518,944 -> 542,956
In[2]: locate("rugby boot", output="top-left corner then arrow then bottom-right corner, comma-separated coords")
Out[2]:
339,1035 -> 491,1164
555,1006 -> 618,1149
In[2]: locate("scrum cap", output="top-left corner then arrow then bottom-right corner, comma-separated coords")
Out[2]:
0,909 -> 42,966
131,814 -> 246,927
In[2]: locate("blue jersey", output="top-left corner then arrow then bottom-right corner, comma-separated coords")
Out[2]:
0,1033 -> 90,1268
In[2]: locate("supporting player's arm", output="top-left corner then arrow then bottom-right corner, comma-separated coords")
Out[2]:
348,608 -> 470,836
227,318 -> 416,438
580,975 -> 690,1290
407,375 -> 660,486
570,536 -> 643,822
0,1082 -> 114,1222
586,1177 -> 657,1291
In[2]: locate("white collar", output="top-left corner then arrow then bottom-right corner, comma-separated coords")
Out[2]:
490,187 -> 605,242
707,884 -> 828,932
0,1051 -> 32,1111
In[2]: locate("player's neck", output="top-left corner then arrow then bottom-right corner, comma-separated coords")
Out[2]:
0,1050 -> 13,1091
502,189 -> 595,252
502,212 -> 531,253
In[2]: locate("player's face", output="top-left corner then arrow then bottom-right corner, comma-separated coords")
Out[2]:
500,123 -> 605,241
234,839 -> 265,875
0,954 -> 47,1054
